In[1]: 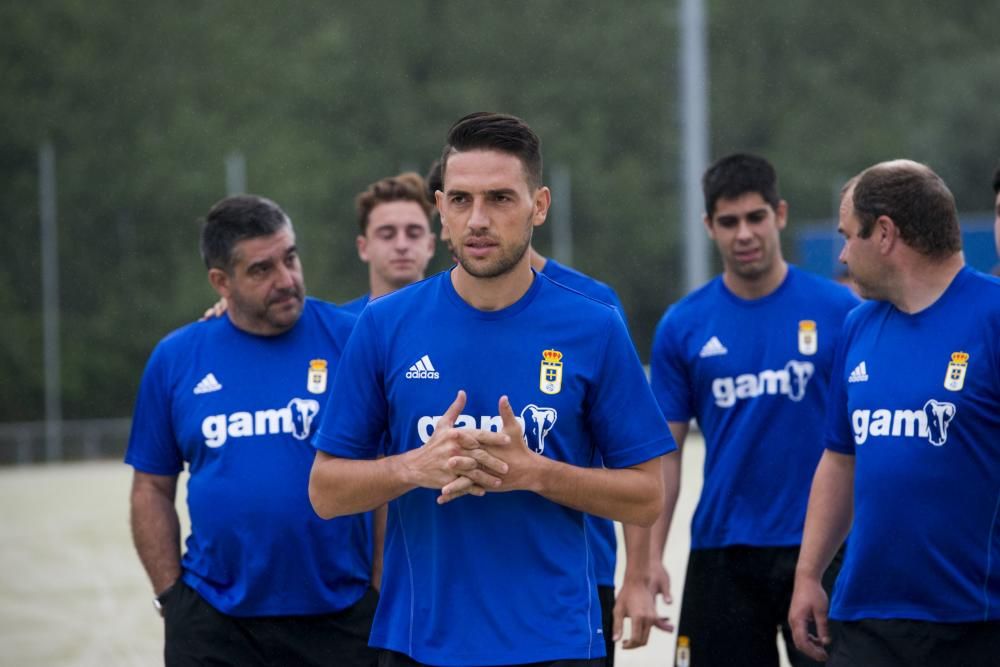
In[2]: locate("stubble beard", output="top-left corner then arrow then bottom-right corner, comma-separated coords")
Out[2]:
455,221 -> 533,280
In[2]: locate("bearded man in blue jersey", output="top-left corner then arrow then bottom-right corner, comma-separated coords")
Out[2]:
425,157 -> 669,662
789,160 -> 1000,666
127,195 -> 378,666
309,112 -> 674,667
648,154 -> 859,666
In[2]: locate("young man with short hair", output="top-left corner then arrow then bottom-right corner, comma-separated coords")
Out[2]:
648,154 -> 858,666
309,112 -> 674,667
789,160 -> 1000,666
342,172 -> 436,313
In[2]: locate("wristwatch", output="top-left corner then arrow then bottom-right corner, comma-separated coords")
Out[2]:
152,582 -> 176,617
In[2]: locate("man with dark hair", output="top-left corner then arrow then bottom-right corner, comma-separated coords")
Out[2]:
789,160 -> 1000,666
309,112 -> 674,667
127,195 -> 378,666
425,155 -> 661,663
342,172 -> 437,314
648,153 -> 859,666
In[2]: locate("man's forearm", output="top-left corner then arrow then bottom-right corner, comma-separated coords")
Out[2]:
529,457 -> 664,526
309,452 -> 416,519
796,450 -> 855,581
130,473 -> 182,594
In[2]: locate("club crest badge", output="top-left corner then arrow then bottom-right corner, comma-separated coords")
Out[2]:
539,349 -> 563,395
798,320 -> 818,356
943,351 -> 969,392
307,359 -> 328,394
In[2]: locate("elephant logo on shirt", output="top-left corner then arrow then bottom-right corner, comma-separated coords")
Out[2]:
520,404 -> 558,454
923,399 -> 956,447
288,398 -> 320,440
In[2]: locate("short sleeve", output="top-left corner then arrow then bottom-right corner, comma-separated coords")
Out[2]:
312,307 -> 388,459
587,311 -> 675,468
650,311 -> 693,423
124,345 -> 184,475
823,320 -> 856,456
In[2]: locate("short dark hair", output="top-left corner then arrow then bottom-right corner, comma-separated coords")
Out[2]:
852,160 -> 962,258
200,195 -> 291,271
440,112 -> 543,190
702,153 -> 780,218
425,159 -> 443,205
992,161 -> 1000,195
355,172 -> 432,235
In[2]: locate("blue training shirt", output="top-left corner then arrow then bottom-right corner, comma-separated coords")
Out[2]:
125,298 -> 373,616
340,293 -> 370,315
542,258 -> 628,587
313,269 -> 674,666
651,265 -> 859,549
825,266 -> 1000,622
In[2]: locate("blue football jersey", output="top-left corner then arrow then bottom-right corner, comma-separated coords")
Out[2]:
313,270 -> 674,666
542,258 -> 629,586
825,267 -> 1000,622
651,266 -> 859,549
340,293 -> 370,315
125,298 -> 373,616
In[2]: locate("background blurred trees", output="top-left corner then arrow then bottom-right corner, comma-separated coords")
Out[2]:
2,0 -> 998,420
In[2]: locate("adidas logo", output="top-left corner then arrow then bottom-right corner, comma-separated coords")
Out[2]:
193,373 -> 223,394
848,361 -> 869,383
405,355 -> 440,380
699,336 -> 728,358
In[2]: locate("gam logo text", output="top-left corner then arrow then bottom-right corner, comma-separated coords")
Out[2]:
201,398 -> 320,447
851,400 -> 957,446
712,361 -> 814,408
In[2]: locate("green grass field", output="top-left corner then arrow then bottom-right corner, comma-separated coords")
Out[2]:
0,436 -> 793,667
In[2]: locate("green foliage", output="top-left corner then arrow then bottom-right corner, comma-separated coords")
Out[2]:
1,0 -> 998,419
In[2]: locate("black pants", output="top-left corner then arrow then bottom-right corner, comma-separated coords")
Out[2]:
828,618 -> 1000,667
378,651 -> 604,667
597,585 -> 614,667
163,579 -> 379,666
676,545 -> 842,667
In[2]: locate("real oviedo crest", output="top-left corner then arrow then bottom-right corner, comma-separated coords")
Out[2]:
539,349 -> 563,395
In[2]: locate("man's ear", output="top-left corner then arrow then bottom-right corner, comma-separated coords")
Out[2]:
531,186 -> 551,228
208,268 -> 231,299
356,234 -> 369,263
876,215 -> 899,254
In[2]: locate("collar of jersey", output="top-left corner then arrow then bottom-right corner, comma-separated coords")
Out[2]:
441,267 -> 544,320
717,264 -> 796,308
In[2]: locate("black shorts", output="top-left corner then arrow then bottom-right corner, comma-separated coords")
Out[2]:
828,618 -> 1000,667
378,651 -> 605,667
162,579 -> 379,667
676,545 -> 842,667
598,584 -> 615,667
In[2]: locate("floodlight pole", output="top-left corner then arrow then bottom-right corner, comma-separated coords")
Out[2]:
679,0 -> 710,291
40,142 -> 62,460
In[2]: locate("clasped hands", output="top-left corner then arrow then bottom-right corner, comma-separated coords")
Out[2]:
402,390 -> 531,504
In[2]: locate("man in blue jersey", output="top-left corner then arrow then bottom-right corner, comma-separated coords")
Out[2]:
789,160 -> 1000,666
648,154 -> 859,666
341,172 -> 437,314
426,157 -> 666,662
126,195 -> 378,666
309,112 -> 674,667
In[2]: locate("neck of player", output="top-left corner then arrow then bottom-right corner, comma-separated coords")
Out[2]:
723,259 -> 788,300
451,252 -> 535,312
889,253 -> 965,314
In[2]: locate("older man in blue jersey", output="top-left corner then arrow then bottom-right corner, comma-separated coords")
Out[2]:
789,160 -> 1000,666
127,195 -> 377,666
309,112 -> 674,667
648,154 -> 859,667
